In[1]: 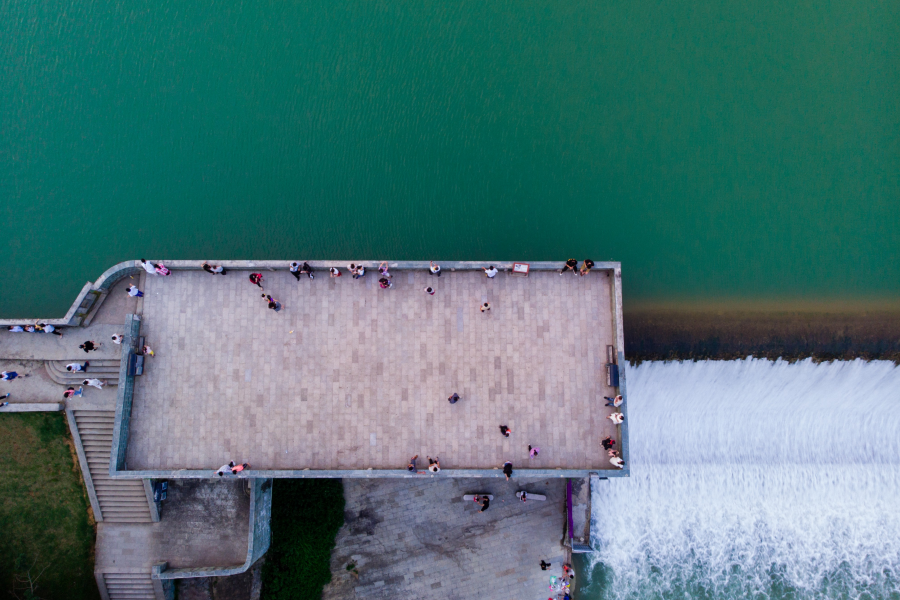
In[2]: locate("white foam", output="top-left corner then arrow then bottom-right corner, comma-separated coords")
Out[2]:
587,359 -> 900,599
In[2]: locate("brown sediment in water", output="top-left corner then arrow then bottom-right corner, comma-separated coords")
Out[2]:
624,306 -> 900,364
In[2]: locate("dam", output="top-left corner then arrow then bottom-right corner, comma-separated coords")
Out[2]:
0,259 -> 628,599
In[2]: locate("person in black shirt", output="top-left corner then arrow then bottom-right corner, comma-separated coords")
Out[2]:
560,258 -> 578,275
602,437 -> 616,450
448,393 -> 460,404
475,495 -> 490,512
503,461 -> 513,481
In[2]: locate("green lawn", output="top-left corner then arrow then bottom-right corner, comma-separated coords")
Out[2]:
261,479 -> 345,600
0,413 -> 99,600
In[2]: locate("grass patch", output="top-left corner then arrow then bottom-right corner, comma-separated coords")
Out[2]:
261,479 -> 345,600
0,413 -> 99,600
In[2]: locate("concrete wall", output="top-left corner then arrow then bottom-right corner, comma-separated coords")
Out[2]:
155,478 -> 273,580
110,313 -> 142,474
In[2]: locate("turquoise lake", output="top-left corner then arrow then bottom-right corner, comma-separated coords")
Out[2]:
1,0 -> 898,318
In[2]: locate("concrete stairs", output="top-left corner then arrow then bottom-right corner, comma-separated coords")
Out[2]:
47,359 -> 120,386
72,410 -> 152,523
101,572 -> 156,600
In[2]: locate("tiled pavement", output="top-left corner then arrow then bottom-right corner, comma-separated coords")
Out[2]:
322,478 -> 569,600
128,268 -> 617,470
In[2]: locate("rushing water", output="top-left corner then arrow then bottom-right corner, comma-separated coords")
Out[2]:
2,1 -> 899,317
579,359 -> 900,599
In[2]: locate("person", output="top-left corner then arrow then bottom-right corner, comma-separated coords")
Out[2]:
528,445 -> 540,458
80,341 -> 101,353
24,325 -> 36,332
127,285 -> 143,297
7,325 -> 24,332
448,392 -> 460,404
427,457 -> 440,473
579,259 -> 595,276
63,386 -> 84,399
407,455 -> 419,472
348,263 -> 357,277
379,277 -> 392,289
608,448 -> 618,457
502,461 -> 513,481
601,437 -> 616,451
520,491 -> 528,502
563,564 -> 575,580
478,495 -> 490,512
155,262 -> 171,276
82,378 -> 105,389
560,258 -> 578,275
263,294 -> 282,312
540,560 -> 552,571
0,397 -> 9,407
216,462 -> 235,476
483,265 -> 498,278
329,267 -> 341,278
604,395 -> 623,407
289,262 -> 302,281
424,286 -> 435,295
378,262 -> 391,278
610,454 -> 625,469
353,265 -> 366,279
111,334 -> 124,345
1,371 -> 19,381
202,262 -> 226,275
38,323 -> 62,336
249,273 -> 264,289
429,261 -> 441,277
231,462 -> 250,474
140,259 -> 157,275
299,262 -> 314,279
499,425 -> 511,437
66,362 -> 88,372
481,302 -> 491,312
143,345 -> 155,356
608,412 -> 624,424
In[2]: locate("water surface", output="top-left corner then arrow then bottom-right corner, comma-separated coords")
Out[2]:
1,1 -> 898,317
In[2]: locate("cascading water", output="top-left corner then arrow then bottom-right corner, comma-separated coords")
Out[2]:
581,359 -> 900,600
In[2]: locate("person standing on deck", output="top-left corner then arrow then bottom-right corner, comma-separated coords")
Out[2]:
82,378 -> 105,389
502,461 -> 513,481
608,412 -> 624,425
560,258 -> 578,275
579,259 -> 595,276
407,455 -> 419,472
429,261 -> 442,277
80,341 -> 101,353
66,362 -> 88,372
483,265 -> 498,278
329,267 -> 341,278
127,285 -> 143,297
299,262 -> 314,279
605,395 -> 623,407
249,273 -> 264,289
140,259 -> 157,275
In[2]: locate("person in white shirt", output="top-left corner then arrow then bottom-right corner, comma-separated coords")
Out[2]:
610,455 -> 625,469
111,334 -> 124,345
82,378 -> 105,389
429,261 -> 442,277
607,412 -> 624,424
483,266 -> 498,278
66,363 -> 87,372
127,285 -> 143,297
604,395 -> 623,407
140,259 -> 157,275
216,462 -> 235,476
7,326 -> 24,332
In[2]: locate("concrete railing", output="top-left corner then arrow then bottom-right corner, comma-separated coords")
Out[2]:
155,478 -> 273,580
110,313 -> 142,474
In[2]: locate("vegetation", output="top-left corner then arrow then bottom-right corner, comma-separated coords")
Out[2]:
261,479 -> 345,600
0,413 -> 99,600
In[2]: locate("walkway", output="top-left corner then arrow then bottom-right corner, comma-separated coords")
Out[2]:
127,267 -> 618,471
322,477 -> 569,600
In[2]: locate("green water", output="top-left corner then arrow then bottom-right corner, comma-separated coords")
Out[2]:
1,0 -> 898,318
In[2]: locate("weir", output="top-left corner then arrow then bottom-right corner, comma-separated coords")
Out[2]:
585,359 -> 900,599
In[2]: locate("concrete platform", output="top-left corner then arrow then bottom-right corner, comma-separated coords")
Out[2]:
126,264 -> 621,472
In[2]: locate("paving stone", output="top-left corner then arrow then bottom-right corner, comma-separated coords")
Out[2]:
127,269 -> 618,470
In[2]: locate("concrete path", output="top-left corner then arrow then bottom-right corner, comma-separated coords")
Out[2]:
128,269 -> 618,471
95,479 -> 250,571
0,359 -> 116,405
322,478 -> 569,600
0,324 -> 124,360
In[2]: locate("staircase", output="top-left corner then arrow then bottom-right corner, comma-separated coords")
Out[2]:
72,409 -> 152,523
47,359 -> 120,386
101,572 -> 156,600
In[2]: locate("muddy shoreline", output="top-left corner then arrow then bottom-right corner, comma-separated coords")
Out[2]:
624,308 -> 900,364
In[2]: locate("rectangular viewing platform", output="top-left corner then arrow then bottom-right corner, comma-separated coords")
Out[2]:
117,261 -> 628,477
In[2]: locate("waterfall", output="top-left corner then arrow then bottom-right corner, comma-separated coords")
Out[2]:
585,359 -> 900,599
